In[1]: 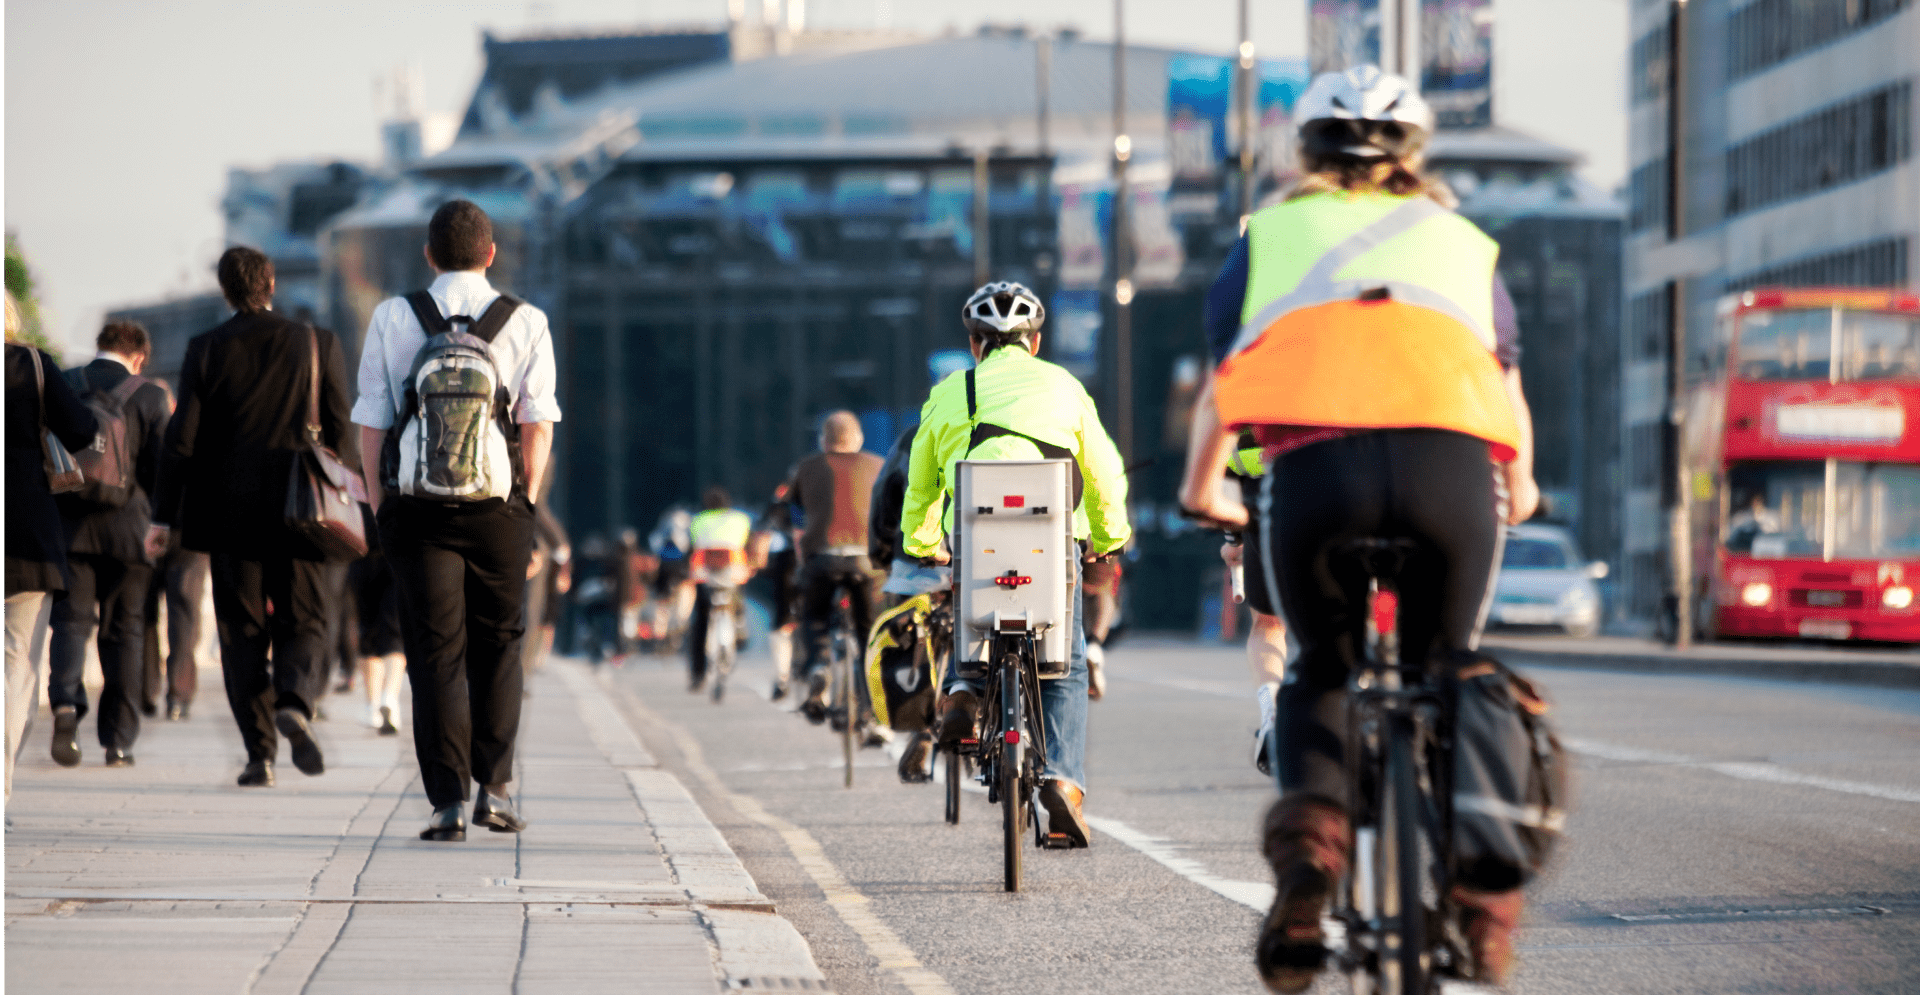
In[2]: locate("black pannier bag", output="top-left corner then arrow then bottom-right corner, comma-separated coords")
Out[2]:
1448,654 -> 1570,892
864,594 -> 944,733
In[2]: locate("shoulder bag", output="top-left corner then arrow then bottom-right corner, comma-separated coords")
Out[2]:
284,325 -> 368,560
31,347 -> 86,494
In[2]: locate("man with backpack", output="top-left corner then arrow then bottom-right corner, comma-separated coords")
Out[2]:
47,321 -> 171,768
353,199 -> 560,843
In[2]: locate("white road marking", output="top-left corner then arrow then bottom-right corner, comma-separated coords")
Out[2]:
1084,815 -> 1275,913
1566,737 -> 1920,805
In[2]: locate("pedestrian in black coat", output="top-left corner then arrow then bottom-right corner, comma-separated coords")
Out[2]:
5,292 -> 98,799
149,247 -> 357,787
46,322 -> 173,767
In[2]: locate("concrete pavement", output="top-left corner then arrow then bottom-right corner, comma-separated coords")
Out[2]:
4,657 -> 829,994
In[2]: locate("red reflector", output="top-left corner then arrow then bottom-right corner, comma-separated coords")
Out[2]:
1004,730 -> 1020,744
1003,495 -> 1025,508
994,573 -> 1033,588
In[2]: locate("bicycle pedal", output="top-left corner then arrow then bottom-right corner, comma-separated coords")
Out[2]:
1040,833 -> 1078,849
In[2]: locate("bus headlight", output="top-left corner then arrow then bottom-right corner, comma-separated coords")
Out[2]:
1741,582 -> 1773,607
1885,586 -> 1915,610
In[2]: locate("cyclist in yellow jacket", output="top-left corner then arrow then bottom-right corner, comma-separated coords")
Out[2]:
900,281 -> 1130,847
686,487 -> 753,694
1183,66 -> 1539,991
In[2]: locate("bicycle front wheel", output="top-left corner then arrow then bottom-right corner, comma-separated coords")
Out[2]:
999,659 -> 1025,892
1379,716 -> 1431,995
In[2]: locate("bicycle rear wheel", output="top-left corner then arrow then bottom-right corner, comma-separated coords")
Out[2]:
838,636 -> 855,788
999,658 -> 1025,892
1379,716 -> 1431,995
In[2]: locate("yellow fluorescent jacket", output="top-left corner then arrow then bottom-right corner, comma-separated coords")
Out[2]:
899,346 -> 1131,558
1214,191 -> 1521,461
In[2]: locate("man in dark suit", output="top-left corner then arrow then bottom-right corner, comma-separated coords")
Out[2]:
46,321 -> 172,768
148,247 -> 357,787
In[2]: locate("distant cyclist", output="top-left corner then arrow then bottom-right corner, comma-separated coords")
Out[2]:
686,488 -> 752,693
901,281 -> 1131,848
788,411 -> 885,726
1182,66 -> 1539,990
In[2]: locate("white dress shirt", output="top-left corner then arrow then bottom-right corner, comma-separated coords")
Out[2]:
351,270 -> 563,430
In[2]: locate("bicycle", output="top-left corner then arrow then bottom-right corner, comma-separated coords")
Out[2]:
949,458 -> 1077,892
1326,537 -> 1468,995
703,582 -> 738,703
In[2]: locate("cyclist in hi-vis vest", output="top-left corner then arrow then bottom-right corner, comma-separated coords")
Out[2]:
1180,67 -> 1539,992
686,487 -> 753,693
900,281 -> 1131,849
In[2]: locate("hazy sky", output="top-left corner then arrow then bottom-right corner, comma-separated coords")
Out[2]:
4,0 -> 1625,354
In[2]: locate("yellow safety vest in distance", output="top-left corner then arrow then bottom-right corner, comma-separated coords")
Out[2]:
690,508 -> 754,583
1226,432 -> 1264,479
1214,191 -> 1520,461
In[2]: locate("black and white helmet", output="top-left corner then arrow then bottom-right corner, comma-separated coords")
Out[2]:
1295,65 -> 1434,164
961,281 -> 1046,336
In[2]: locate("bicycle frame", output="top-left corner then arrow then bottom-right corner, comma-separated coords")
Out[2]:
1328,542 -> 1464,995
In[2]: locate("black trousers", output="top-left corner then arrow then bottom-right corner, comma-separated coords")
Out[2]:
797,554 -> 878,679
48,554 -> 153,750
1259,430 -> 1506,810
143,547 -> 207,708
379,496 -> 535,808
209,553 -> 345,764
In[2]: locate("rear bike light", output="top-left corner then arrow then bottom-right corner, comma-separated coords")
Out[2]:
1004,730 -> 1020,744
1370,589 -> 1398,634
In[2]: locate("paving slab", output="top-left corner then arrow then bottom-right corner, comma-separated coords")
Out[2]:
5,657 -> 826,994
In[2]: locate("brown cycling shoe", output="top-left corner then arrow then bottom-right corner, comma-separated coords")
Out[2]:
934,689 -> 977,745
1451,885 -> 1524,986
1256,797 -> 1350,994
1038,779 -> 1090,847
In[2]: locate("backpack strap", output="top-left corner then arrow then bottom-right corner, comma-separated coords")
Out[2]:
469,293 -> 521,344
109,374 -> 146,407
403,291 -> 449,335
965,368 -> 977,422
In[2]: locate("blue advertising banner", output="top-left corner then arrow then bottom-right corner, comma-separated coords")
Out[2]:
1309,0 -> 1382,76
1050,289 -> 1103,381
1166,55 -> 1233,185
1256,59 -> 1312,180
1421,0 -> 1494,127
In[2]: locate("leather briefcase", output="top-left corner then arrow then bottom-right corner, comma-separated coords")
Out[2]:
284,326 -> 368,560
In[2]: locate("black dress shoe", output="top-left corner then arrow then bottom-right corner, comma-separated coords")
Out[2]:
237,760 -> 274,787
420,804 -> 466,842
274,707 -> 326,776
103,748 -> 134,768
50,706 -> 81,767
473,788 -> 527,833
140,700 -> 159,718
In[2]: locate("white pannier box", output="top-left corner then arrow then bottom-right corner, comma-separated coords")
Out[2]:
954,459 -> 1076,672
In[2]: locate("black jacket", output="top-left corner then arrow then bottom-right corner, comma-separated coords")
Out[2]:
153,310 -> 357,558
867,425 -> 917,566
57,358 -> 171,563
6,344 -> 99,596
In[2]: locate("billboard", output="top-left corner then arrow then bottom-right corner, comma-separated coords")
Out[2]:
1166,55 -> 1233,186
1309,0 -> 1382,76
1421,0 -> 1494,127
1256,59 -> 1312,182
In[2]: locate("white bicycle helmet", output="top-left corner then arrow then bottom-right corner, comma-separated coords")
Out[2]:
1295,65 -> 1434,163
961,281 -> 1046,336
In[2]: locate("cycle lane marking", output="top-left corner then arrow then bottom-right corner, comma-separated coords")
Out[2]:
1083,816 -> 1275,914
609,677 -> 958,995
1564,737 -> 1920,805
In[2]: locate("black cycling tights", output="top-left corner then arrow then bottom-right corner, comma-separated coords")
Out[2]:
1257,429 -> 1506,810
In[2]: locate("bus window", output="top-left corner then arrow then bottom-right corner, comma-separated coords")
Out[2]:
1735,309 -> 1830,381
1726,462 -> 1825,557
1832,464 -> 1920,558
1840,313 -> 1920,380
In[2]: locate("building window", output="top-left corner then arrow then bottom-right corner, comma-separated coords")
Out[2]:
1628,157 -> 1670,233
1729,0 -> 1911,81
1628,420 -> 1665,490
1627,288 -> 1671,360
1724,81 -> 1913,216
1726,237 -> 1911,292
1630,23 -> 1670,107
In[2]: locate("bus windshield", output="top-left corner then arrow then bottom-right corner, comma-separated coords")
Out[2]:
1735,308 -> 1920,381
1727,461 -> 1920,558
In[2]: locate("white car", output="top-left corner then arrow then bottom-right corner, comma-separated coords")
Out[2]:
1489,523 -> 1609,638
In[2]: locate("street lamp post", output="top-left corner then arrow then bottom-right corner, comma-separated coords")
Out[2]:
1111,0 -> 1133,462
1237,0 -> 1254,224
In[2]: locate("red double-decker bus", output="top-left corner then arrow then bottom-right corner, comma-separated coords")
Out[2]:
1690,287 -> 1920,643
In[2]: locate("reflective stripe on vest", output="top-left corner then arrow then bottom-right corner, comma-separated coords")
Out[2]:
690,509 -> 752,551
1226,444 -> 1264,478
1216,191 -> 1520,461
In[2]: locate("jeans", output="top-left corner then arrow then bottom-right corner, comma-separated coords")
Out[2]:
944,559 -> 1089,791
